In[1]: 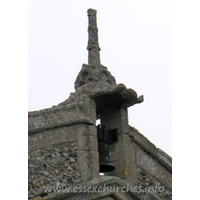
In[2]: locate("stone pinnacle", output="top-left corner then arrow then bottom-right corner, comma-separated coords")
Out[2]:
87,8 -> 101,66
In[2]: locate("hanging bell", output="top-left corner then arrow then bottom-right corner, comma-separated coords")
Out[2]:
98,143 -> 115,173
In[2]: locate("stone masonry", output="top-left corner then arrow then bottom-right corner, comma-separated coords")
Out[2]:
28,9 -> 172,200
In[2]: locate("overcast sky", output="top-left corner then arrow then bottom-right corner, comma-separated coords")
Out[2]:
28,0 -> 172,156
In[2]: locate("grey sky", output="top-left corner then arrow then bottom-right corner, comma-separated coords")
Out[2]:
29,0 -> 172,156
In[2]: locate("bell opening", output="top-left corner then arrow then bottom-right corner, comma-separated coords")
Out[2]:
96,118 -> 116,174
98,142 -> 115,173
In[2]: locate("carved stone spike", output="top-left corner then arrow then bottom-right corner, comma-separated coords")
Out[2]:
74,9 -> 117,90
87,9 -> 101,66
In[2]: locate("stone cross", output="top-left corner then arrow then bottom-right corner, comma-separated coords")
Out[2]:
87,9 -> 101,66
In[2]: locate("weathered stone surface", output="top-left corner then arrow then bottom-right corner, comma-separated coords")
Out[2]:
87,9 -> 101,66
28,101 -> 95,134
28,126 -> 76,152
129,126 -> 172,172
75,125 -> 90,151
28,121 -> 99,199
75,9 -> 116,90
75,64 -> 116,90
128,125 -> 172,191
137,167 -> 172,199
74,125 -> 99,180
77,149 -> 91,182
135,144 -> 172,190
28,142 -> 80,199
136,150 -> 157,176
29,132 -> 47,152
101,108 -> 128,132
44,126 -> 76,147
156,148 -> 172,170
122,134 -> 138,186
60,82 -> 143,111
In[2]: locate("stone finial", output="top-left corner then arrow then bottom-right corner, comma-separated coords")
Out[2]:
87,8 -> 101,66
73,9 -> 143,104
74,9 -> 116,90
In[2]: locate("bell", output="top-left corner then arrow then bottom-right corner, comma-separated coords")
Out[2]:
98,143 -> 115,173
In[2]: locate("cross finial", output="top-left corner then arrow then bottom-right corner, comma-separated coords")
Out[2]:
87,9 -> 101,66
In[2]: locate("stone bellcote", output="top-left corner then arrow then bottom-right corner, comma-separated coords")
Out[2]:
28,8 -> 171,200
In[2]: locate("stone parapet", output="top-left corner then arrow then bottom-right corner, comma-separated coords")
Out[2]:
129,126 -> 172,172
28,100 -> 95,134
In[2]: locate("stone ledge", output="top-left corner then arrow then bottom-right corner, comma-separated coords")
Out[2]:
59,82 -> 143,109
28,104 -> 94,134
